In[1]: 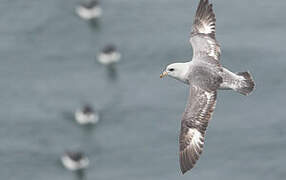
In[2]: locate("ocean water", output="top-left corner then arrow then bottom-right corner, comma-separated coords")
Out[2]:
0,0 -> 285,179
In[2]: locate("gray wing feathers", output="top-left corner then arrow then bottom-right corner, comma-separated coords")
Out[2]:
191,0 -> 216,38
179,0 -> 222,174
190,0 -> 221,62
179,85 -> 217,174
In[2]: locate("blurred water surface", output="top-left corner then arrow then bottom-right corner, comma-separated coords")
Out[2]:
0,0 -> 285,179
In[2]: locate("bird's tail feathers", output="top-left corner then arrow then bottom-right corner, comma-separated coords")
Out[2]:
235,71 -> 255,96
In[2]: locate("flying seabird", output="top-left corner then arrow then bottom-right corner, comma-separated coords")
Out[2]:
75,0 -> 102,20
97,44 -> 121,65
61,151 -> 89,171
160,0 -> 255,174
75,105 -> 99,125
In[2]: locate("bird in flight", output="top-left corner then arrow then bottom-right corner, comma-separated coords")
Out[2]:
160,0 -> 255,174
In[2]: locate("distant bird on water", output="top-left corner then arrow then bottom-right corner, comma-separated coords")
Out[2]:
97,44 -> 121,65
160,0 -> 255,174
61,151 -> 89,171
76,0 -> 102,20
75,105 -> 99,125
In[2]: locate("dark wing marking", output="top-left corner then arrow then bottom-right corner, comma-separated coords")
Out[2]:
190,0 -> 221,62
179,84 -> 217,174
191,0 -> 216,38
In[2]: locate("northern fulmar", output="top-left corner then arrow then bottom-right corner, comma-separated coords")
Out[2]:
61,151 -> 89,171
75,0 -> 102,20
75,105 -> 99,125
160,0 -> 255,174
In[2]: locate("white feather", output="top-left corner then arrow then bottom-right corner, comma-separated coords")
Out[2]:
76,6 -> 102,20
188,128 -> 204,150
61,155 -> 89,171
97,52 -> 121,65
75,110 -> 99,125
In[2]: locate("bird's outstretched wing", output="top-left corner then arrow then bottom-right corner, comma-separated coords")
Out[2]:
179,84 -> 217,174
190,0 -> 221,63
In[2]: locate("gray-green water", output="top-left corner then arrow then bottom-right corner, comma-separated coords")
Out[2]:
0,0 -> 285,179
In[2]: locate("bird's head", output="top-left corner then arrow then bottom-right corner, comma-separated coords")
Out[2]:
160,63 -> 190,83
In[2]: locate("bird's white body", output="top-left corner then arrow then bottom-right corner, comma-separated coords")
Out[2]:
76,6 -> 102,20
166,62 -> 250,93
97,52 -> 121,65
75,109 -> 99,125
61,155 -> 89,171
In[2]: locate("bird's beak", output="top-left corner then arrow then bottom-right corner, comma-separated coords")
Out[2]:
160,71 -> 168,78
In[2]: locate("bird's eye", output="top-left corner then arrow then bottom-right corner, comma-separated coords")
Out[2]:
169,68 -> 175,72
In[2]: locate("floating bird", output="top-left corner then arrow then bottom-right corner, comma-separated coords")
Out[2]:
97,44 -> 121,65
160,0 -> 255,174
75,105 -> 99,125
75,0 -> 102,20
61,151 -> 89,171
